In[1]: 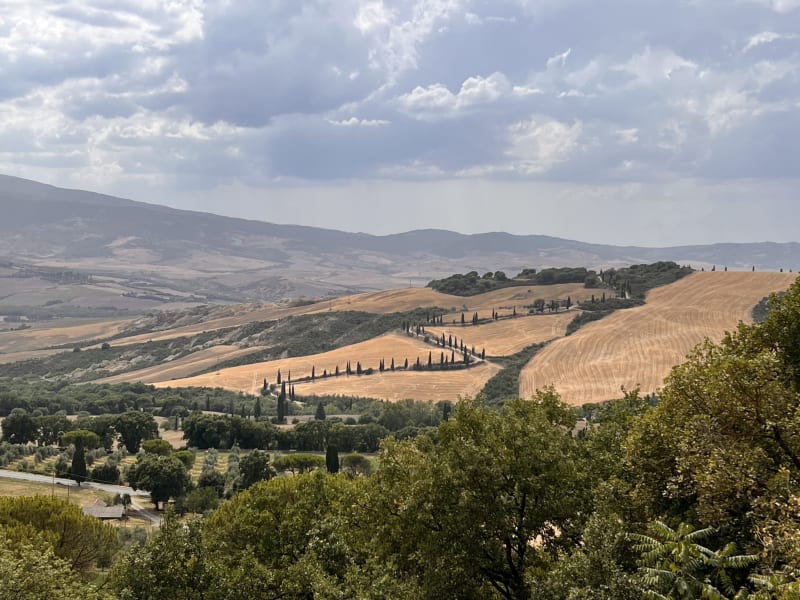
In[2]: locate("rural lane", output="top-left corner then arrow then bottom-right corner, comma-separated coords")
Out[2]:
0,468 -> 162,526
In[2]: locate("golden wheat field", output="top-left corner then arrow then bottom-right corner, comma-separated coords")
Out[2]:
152,332 -> 454,396
426,312 -> 576,357
286,362 -> 501,402
519,272 -> 797,406
93,345 -> 268,385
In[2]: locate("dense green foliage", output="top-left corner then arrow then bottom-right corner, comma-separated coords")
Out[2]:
478,343 -> 545,406
0,379 -> 247,417
600,261 -> 693,299
428,267 -> 595,296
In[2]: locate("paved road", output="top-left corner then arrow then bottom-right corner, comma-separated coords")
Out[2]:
0,468 -> 162,526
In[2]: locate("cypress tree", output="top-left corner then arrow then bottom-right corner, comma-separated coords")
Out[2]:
311,366 -> 315,381
356,361 -> 362,375
391,357 -> 395,371
481,348 -> 485,360
278,382 -> 287,423
451,349 -> 455,363
315,402 -> 326,421
404,358 -> 408,369
326,445 -> 339,473
335,365 -> 340,376
440,351 -> 444,365
427,351 -> 432,367
277,369 -> 281,385
254,397 -> 262,419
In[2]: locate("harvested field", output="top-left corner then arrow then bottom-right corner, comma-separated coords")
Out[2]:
319,283 -> 592,316
153,332 -> 496,401
519,272 -> 797,406
0,349 -> 64,364
288,362 -> 501,403
0,318 -> 132,354
427,312 -> 575,357
93,345 -> 268,385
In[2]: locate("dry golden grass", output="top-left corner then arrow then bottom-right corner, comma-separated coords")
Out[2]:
519,272 -> 797,406
153,332 -> 498,402
287,362 -> 501,403
318,282 -> 592,316
0,318 -> 132,353
427,312 -> 576,357
93,345 -> 268,385
0,349 -> 63,364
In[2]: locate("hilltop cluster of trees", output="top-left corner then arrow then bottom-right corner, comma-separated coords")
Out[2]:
428,267 -> 595,296
428,262 -> 694,298
600,261 -> 694,299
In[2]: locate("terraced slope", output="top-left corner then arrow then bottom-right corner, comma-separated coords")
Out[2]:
426,312 -> 575,357
519,272 -> 797,406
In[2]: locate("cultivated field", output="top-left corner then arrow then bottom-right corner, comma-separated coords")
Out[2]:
426,312 -> 576,357
519,272 -> 797,406
286,362 -> 501,403
0,318 -> 132,354
94,345 -> 268,385
314,282 -> 592,316
152,332 -> 496,401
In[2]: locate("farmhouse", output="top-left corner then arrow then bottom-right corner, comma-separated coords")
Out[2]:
82,499 -> 124,520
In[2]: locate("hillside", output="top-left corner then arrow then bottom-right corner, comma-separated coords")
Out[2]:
519,271 -> 798,405
152,332 -> 501,402
1,269 -> 796,405
2,175 -> 800,318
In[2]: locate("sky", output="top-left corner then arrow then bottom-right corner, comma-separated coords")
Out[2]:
0,0 -> 799,246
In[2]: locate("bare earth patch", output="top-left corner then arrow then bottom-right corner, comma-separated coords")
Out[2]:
519,272 -> 797,406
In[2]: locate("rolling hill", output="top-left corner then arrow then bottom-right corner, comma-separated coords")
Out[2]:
21,270 -> 783,405
2,174 -> 800,315
519,271 -> 797,405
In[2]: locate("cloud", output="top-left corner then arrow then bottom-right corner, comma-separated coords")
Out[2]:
744,31 -> 798,51
0,0 -> 798,218
397,72 -> 539,118
546,48 -> 571,70
506,116 -> 583,174
326,117 -> 390,126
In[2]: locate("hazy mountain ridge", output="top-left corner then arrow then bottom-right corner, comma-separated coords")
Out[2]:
1,175 -> 798,306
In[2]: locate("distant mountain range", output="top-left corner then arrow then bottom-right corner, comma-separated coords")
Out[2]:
1,174 -> 799,304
